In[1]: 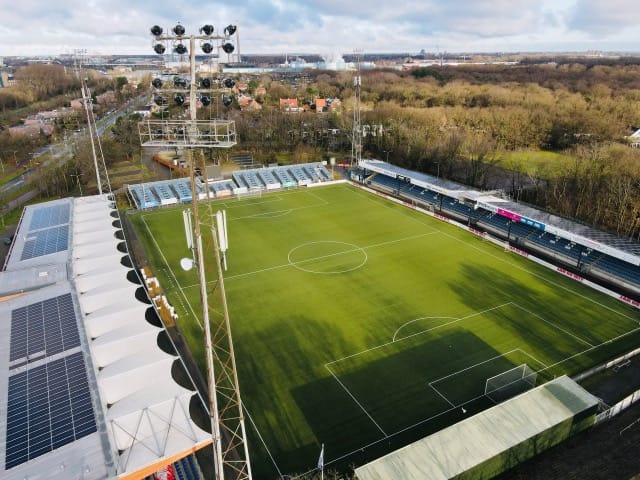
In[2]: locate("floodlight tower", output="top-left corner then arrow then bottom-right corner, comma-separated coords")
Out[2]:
74,49 -> 111,196
351,51 -> 363,168
140,23 -> 252,480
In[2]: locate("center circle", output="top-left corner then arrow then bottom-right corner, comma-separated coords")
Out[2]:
288,241 -> 368,274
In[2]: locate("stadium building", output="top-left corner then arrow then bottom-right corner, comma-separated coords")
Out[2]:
0,195 -> 211,480
2,157 -> 640,479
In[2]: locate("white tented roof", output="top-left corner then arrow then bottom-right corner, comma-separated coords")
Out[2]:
71,195 -> 211,477
0,195 -> 211,480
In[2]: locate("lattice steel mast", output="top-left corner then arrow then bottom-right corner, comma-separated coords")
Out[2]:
75,49 -> 112,196
140,23 -> 252,480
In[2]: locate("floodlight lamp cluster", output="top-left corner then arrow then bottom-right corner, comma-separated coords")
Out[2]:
150,23 -> 237,56
151,74 -> 237,108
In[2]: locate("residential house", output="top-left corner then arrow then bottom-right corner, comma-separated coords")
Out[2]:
280,98 -> 301,112
628,129 -> 640,148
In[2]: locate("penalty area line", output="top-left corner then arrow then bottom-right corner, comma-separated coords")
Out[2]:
428,382 -> 456,408
324,364 -> 388,437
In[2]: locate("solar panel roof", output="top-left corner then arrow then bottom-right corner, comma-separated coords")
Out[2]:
9,293 -> 80,367
5,352 -> 97,469
28,204 -> 70,231
20,225 -> 70,261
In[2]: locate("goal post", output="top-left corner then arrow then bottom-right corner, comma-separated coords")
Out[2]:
485,364 -> 538,403
236,188 -> 263,201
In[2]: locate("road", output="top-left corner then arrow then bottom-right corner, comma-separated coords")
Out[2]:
1,95 -> 149,199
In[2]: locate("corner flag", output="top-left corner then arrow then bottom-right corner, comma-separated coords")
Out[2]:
317,443 -> 324,470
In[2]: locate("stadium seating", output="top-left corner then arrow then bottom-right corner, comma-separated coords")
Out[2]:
129,184 -> 159,209
235,170 -> 265,190
369,174 -> 398,191
152,184 -> 178,206
208,180 -> 235,198
257,168 -> 281,189
591,255 -> 640,286
316,163 -> 332,180
288,165 -> 312,186
173,455 -> 203,480
366,172 -> 640,292
172,179 -> 193,203
273,167 -> 297,188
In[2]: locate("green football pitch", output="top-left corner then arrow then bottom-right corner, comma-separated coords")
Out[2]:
129,183 -> 640,478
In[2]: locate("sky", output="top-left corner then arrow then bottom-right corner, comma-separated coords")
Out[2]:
0,0 -> 638,57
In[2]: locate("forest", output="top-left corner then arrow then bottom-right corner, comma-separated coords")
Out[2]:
231,61 -> 640,240
2,60 -> 640,239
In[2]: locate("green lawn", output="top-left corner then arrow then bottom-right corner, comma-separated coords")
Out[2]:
129,184 -> 640,478
496,149 -> 575,179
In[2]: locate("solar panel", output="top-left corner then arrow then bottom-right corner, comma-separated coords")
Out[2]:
20,225 -> 70,260
5,352 -> 97,469
28,204 -> 70,231
9,293 -> 80,365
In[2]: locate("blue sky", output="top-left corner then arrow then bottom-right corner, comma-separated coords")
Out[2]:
0,0 -> 638,56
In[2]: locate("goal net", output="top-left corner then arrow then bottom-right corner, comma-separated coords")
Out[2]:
485,364 -> 537,403
236,188 -> 263,201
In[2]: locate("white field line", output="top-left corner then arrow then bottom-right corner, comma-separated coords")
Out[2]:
141,214 -> 201,325
326,302 -> 512,367
518,348 -> 550,369
219,193 -> 285,210
392,316 -> 459,342
296,321 -> 640,477
429,383 -> 456,408
242,403 -> 284,479
351,184 -> 638,326
437,224 -> 640,325
295,390 -> 491,477
229,191 -> 328,221
304,188 -> 331,205
141,215 -> 284,478
309,304 -> 640,473
182,231 -> 439,288
536,325 -> 640,378
349,186 -> 441,233
430,348 -> 520,386
511,302 -> 595,348
325,364 -> 388,437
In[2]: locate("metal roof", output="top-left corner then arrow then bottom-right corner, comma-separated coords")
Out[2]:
0,196 -> 210,480
360,159 -> 640,266
355,376 -> 599,480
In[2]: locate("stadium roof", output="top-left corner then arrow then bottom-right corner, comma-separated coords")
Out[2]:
0,196 -> 210,480
360,160 -> 640,266
354,376 -> 599,480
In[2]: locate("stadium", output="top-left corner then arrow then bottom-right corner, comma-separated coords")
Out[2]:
2,152 -> 640,480
3,27 -> 640,480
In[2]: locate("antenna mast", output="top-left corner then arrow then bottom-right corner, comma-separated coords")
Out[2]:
351,50 -> 362,168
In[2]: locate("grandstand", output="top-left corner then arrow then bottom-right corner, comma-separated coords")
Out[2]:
0,196 -> 211,480
127,162 -> 332,209
360,159 -> 640,297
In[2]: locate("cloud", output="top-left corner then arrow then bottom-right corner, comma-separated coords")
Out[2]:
567,0 -> 640,34
0,0 -> 638,56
